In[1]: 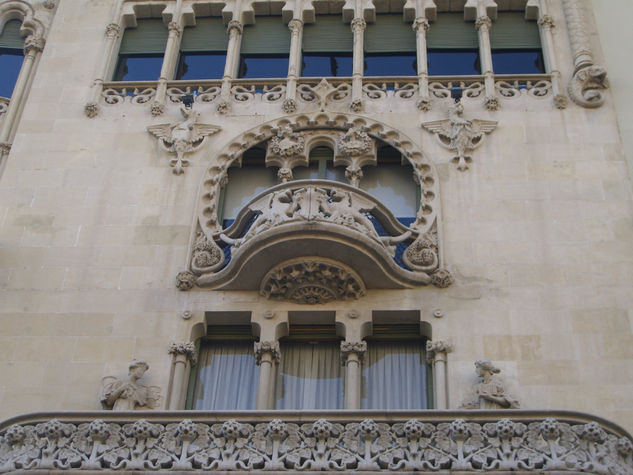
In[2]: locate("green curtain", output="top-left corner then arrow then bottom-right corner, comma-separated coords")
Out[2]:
0,20 -> 24,49
303,15 -> 352,53
241,17 -> 290,54
119,19 -> 168,55
365,14 -> 415,53
426,13 -> 478,49
181,17 -> 228,52
490,12 -> 541,49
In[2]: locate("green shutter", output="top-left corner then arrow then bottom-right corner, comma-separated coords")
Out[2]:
241,17 -> 290,54
490,12 -> 541,49
310,146 -> 333,162
181,17 -> 228,52
119,19 -> 168,55
0,20 -> 24,49
427,13 -> 478,49
365,14 -> 415,53
303,15 -> 352,53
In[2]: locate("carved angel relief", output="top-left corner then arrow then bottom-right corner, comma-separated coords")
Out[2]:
421,101 -> 497,171
147,104 -> 221,174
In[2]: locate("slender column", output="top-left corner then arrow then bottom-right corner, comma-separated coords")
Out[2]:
341,341 -> 366,409
254,341 -> 280,409
218,20 -> 243,114
536,3 -> 566,109
350,17 -> 365,112
413,17 -> 430,111
284,19 -> 303,113
474,14 -> 498,111
152,20 -> 183,116
167,342 -> 197,410
426,340 -> 453,409
0,35 -> 44,151
85,23 -> 121,118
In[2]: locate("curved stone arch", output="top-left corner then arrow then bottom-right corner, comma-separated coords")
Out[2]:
0,1 -> 46,38
196,112 -> 440,240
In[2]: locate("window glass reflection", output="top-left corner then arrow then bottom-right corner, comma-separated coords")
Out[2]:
114,55 -> 163,81
492,50 -> 545,74
302,53 -> 353,77
364,53 -> 417,77
177,53 -> 226,80
0,49 -> 23,98
427,50 -> 480,76
238,55 -> 289,79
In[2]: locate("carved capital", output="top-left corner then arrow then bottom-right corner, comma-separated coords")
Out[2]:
538,15 -> 555,29
84,102 -> 99,118
484,95 -> 500,111
0,142 -> 11,155
288,19 -> 303,34
24,36 -> 45,54
217,100 -> 231,114
105,23 -> 121,38
254,341 -> 280,365
277,167 -> 293,183
350,98 -> 363,112
168,342 -> 197,364
340,341 -> 367,364
227,20 -> 243,35
351,18 -> 366,33
417,97 -> 432,111
176,271 -> 196,291
168,21 -> 182,36
412,17 -> 429,32
426,340 -> 453,362
475,16 -> 491,31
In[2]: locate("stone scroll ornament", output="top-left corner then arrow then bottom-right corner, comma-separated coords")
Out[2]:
421,100 -> 497,171
100,360 -> 160,411
147,103 -> 221,174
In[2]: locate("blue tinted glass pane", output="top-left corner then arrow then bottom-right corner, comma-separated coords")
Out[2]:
177,53 -> 226,79
427,50 -> 480,75
114,55 -> 163,81
301,54 -> 352,77
238,55 -> 288,78
364,54 -> 416,76
492,50 -> 545,74
0,49 -> 23,98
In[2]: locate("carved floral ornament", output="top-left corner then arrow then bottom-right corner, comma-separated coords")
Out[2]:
0,412 -> 631,474
176,113 -> 453,300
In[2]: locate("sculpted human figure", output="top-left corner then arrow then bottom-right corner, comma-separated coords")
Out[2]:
100,360 -> 161,411
460,359 -> 519,409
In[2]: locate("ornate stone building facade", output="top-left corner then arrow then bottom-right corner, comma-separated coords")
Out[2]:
0,0 -> 632,473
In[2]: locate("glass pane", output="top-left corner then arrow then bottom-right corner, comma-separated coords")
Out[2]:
0,49 -> 23,98
361,340 -> 428,409
114,55 -> 163,81
364,54 -> 417,77
492,50 -> 545,74
293,162 -> 320,180
427,50 -> 480,76
238,55 -> 289,78
302,54 -> 353,77
223,166 -> 278,219
192,341 -> 258,410
177,52 -> 226,79
359,163 -> 417,218
325,165 -> 346,182
275,341 -> 343,409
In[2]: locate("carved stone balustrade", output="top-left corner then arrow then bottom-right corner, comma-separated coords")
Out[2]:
0,410 -> 631,474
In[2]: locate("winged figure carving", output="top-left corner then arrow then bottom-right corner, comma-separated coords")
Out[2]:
147,103 -> 221,174
421,102 -> 497,171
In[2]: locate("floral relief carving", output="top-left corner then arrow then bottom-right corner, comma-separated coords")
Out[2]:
336,126 -> 372,157
168,342 -> 197,364
253,341 -> 281,364
340,341 -> 367,363
297,79 -> 352,111
268,126 -> 306,158
190,230 -> 225,274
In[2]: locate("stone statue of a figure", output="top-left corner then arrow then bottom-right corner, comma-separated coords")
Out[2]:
460,358 -> 520,409
100,360 -> 161,411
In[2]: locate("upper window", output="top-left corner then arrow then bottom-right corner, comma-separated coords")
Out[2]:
0,20 -> 24,98
302,16 -> 353,77
239,17 -> 289,79
293,146 -> 346,181
364,14 -> 416,76
114,19 -> 167,81
490,12 -> 544,74
427,13 -> 480,76
177,17 -> 227,80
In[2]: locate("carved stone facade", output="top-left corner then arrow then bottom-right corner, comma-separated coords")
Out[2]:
100,361 -> 161,411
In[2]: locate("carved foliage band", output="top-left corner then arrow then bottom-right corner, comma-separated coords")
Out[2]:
0,416 -> 631,473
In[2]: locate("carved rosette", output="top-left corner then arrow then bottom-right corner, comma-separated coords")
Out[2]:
282,98 -> 297,114
340,341 -> 367,364
484,95 -> 500,111
426,339 -> 454,362
349,99 -> 363,112
260,259 -> 366,304
105,23 -> 121,38
336,126 -> 372,157
254,341 -> 281,364
475,16 -> 492,31
176,271 -> 196,291
268,126 -> 305,157
168,342 -> 197,364
430,268 -> 453,288
150,101 -> 165,117
84,102 -> 99,118
191,230 -> 225,274
216,100 -> 231,114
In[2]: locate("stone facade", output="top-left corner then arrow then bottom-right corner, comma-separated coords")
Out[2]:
0,0 -> 632,459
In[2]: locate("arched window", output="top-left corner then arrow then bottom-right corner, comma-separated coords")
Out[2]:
0,20 -> 24,99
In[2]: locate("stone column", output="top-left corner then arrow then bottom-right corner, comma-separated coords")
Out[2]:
341,341 -> 366,409
426,340 -> 453,409
85,23 -> 121,118
475,15 -> 498,111
254,341 -> 280,410
218,20 -> 243,114
536,10 -> 566,109
350,17 -> 366,112
0,35 -> 44,152
284,18 -> 303,114
152,20 -> 183,116
167,341 -> 197,410
413,17 -> 431,111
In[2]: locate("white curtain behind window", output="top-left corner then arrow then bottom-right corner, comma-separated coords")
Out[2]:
192,341 -> 258,410
361,340 -> 428,409
275,341 -> 343,409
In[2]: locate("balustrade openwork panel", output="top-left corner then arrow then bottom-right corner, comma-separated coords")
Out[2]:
1,411 -> 631,474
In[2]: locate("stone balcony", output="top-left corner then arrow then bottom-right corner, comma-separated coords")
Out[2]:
1,410 -> 631,474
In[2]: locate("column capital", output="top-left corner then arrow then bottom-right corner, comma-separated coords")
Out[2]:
412,17 -> 429,32
426,339 -> 453,362
254,341 -> 280,365
340,341 -> 367,364
538,15 -> 555,29
475,15 -> 492,31
288,18 -> 303,33
168,341 -> 197,364
0,142 -> 11,155
350,18 -> 366,33
168,21 -> 182,37
227,20 -> 243,35
24,36 -> 45,54
105,23 -> 121,38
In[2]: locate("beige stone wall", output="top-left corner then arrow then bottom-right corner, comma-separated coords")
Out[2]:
0,0 -> 632,433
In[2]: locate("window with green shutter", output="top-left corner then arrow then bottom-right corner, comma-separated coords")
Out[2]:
302,15 -> 353,77
427,13 -> 480,76
364,14 -> 417,77
177,17 -> 227,80
114,19 -> 167,81
238,17 -> 290,79
490,12 -> 544,74
0,20 -> 25,98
